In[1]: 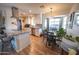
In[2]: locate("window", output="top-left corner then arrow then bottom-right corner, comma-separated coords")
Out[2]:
44,19 -> 47,29
62,16 -> 67,29
43,15 -> 67,31
49,18 -> 61,31
74,12 -> 79,26
76,15 -> 79,25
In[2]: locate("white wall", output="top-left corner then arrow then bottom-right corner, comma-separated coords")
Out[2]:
35,14 -> 42,24
67,25 -> 79,36
67,4 -> 79,36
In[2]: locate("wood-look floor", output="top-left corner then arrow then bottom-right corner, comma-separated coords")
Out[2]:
18,35 -> 61,55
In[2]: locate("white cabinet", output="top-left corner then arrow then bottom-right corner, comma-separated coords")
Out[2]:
13,32 -> 30,52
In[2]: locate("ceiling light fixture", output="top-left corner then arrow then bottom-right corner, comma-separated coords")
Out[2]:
50,8 -> 53,16
50,8 -> 53,13
40,5 -> 45,9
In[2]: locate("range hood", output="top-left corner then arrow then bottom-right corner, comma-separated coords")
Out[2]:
11,7 -> 19,18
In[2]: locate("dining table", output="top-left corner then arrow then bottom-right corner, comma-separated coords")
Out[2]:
47,31 -> 58,46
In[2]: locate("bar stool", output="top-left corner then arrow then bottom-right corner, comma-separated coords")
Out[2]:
0,35 -> 14,55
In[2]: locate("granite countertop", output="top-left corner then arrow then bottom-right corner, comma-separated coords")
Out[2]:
7,30 -> 30,36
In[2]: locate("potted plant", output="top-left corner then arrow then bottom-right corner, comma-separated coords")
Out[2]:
75,36 -> 79,50
57,28 -> 66,39
65,35 -> 76,42
76,36 -> 79,42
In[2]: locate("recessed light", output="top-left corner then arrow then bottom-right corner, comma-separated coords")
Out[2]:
29,10 -> 32,13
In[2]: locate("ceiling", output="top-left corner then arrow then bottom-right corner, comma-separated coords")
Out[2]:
0,3 -> 74,15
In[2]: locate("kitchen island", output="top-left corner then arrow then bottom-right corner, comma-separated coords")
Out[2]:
31,27 -> 42,36
7,30 -> 31,52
